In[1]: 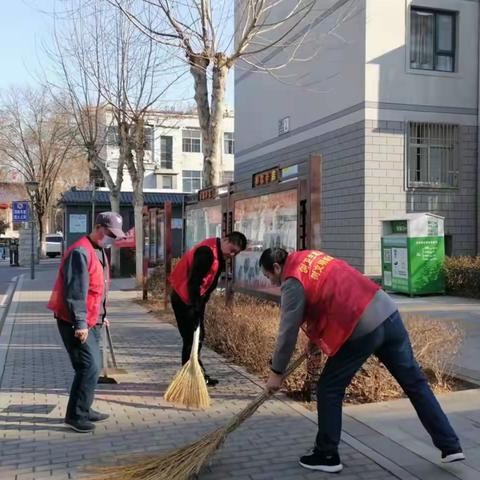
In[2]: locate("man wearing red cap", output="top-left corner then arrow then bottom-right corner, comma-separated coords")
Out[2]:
48,212 -> 126,433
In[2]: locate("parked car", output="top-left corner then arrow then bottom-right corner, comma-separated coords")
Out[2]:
44,233 -> 64,258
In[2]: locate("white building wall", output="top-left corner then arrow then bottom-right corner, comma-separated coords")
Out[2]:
365,0 -> 478,109
235,0 -> 367,168
106,112 -> 235,192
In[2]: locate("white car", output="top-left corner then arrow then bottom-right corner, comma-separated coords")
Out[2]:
44,233 -> 64,258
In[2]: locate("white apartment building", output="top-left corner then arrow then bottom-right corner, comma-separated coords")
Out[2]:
235,0 -> 480,275
104,110 -> 235,193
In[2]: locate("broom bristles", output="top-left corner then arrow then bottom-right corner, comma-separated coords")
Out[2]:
88,353 -> 308,480
164,326 -> 210,409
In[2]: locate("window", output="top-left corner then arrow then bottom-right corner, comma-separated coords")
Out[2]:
106,126 -> 119,146
162,175 -> 173,189
160,136 -> 173,169
407,122 -> 459,188
224,132 -> 234,154
144,126 -> 154,151
182,129 -> 201,153
222,171 -> 234,184
182,170 -> 202,193
410,8 -> 456,72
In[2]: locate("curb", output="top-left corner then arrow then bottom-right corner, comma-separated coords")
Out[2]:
0,274 -> 24,387
0,275 -> 19,331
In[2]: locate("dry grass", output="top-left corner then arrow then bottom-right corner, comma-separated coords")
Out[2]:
204,293 -> 464,404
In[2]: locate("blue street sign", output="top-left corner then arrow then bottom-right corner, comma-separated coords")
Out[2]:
12,201 -> 30,223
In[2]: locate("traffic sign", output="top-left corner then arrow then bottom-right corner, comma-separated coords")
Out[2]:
12,201 -> 30,223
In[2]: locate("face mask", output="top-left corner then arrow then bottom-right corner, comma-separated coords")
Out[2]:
98,235 -> 115,249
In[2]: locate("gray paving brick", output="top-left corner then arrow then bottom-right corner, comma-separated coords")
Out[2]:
0,266 -> 410,480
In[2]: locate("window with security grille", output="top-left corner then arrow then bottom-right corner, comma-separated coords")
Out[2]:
407,122 -> 459,188
410,8 -> 456,72
143,126 -> 154,151
182,129 -> 201,153
106,126 -> 119,146
224,132 -> 234,154
160,136 -> 173,169
182,170 -> 202,192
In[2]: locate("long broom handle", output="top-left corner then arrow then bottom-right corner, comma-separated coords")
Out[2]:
190,326 -> 201,362
102,327 -> 108,376
223,352 -> 308,436
105,325 -> 118,368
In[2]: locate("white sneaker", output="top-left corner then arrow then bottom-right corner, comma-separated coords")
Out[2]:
441,450 -> 465,463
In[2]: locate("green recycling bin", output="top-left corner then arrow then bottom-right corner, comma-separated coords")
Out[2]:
381,213 -> 445,295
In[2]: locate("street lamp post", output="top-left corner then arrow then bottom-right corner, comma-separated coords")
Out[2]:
25,181 -> 39,280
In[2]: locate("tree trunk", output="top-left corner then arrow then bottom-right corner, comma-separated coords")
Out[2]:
132,123 -> 145,286
109,190 -> 121,277
122,118 -> 146,286
190,54 -> 213,187
134,202 -> 144,287
207,57 -> 229,187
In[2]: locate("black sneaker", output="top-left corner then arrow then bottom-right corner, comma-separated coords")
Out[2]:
441,449 -> 465,463
64,419 -> 95,433
204,375 -> 219,387
89,410 -> 110,423
299,449 -> 343,473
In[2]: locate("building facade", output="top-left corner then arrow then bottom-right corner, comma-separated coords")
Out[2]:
235,0 -> 479,275
104,110 -> 235,194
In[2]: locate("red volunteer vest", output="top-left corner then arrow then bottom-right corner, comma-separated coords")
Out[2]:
282,250 -> 379,356
47,236 -> 109,328
169,238 -> 220,304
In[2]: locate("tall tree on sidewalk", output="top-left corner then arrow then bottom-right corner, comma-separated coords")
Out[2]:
0,87 -> 77,248
53,0 -> 181,283
46,0 -> 126,275
109,0 -> 356,187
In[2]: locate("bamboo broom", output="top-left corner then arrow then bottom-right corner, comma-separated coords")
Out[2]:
164,325 -> 210,409
88,352 -> 307,480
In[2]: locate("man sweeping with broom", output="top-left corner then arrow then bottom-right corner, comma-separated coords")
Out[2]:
169,231 -> 247,386
259,247 -> 464,474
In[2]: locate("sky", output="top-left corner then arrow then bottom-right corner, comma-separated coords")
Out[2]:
0,0 -> 234,108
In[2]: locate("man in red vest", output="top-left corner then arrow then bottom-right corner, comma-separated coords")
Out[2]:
48,212 -> 125,433
260,248 -> 464,473
169,231 -> 247,385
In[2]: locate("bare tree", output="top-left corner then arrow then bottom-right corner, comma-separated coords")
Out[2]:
0,87 -> 77,247
46,0 -> 127,274
53,0 -> 181,283
107,0 -> 351,187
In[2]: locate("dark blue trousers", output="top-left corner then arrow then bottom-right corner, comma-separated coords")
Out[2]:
57,320 -> 101,422
315,311 -> 461,455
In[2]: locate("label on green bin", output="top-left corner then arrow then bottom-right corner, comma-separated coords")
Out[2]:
409,236 -> 445,294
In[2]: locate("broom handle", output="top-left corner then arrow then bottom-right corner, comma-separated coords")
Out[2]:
223,352 -> 308,435
190,326 -> 201,362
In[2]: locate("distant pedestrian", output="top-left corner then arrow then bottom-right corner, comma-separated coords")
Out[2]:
48,212 -> 125,433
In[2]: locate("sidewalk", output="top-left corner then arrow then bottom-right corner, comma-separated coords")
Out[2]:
0,262 -> 477,480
